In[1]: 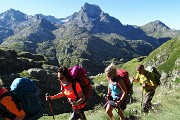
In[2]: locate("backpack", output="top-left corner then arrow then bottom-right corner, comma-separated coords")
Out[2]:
0,91 -> 21,120
108,69 -> 133,95
68,66 -> 92,100
145,66 -> 161,85
10,77 -> 44,120
0,88 -> 18,120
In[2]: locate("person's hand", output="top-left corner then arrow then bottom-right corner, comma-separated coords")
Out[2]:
45,93 -> 51,101
71,101 -> 78,106
130,77 -> 135,83
104,94 -> 112,100
68,98 -> 78,106
142,82 -> 146,87
106,94 -> 112,100
116,100 -> 122,106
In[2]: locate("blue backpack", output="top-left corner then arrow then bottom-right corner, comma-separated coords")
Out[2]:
10,77 -> 44,120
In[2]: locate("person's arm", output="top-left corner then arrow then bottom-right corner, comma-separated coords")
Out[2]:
132,78 -> 139,82
71,82 -> 85,106
117,79 -> 127,105
72,91 -> 85,106
49,92 -> 65,100
107,86 -> 111,95
106,85 -> 112,100
132,73 -> 140,83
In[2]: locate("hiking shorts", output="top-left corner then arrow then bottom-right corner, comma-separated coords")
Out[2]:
69,107 -> 86,120
108,99 -> 127,111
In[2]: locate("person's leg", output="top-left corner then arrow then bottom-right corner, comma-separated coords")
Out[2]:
69,110 -> 80,120
117,108 -> 125,120
146,92 -> 155,109
78,108 -> 87,120
106,104 -> 114,120
143,92 -> 155,113
120,99 -> 127,111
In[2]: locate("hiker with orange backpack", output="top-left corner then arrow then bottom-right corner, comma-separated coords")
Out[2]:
0,79 -> 26,120
46,66 -> 87,120
132,64 -> 157,113
105,63 -> 127,120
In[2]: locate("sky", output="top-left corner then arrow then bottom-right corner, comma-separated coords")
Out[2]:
0,0 -> 179,30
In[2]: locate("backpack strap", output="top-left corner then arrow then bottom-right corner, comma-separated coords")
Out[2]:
115,76 -> 122,88
71,81 -> 78,101
0,102 -> 16,119
0,92 -> 22,111
71,80 -> 87,105
147,71 -> 156,85
0,92 -> 20,119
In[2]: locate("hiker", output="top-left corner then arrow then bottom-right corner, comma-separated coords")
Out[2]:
105,63 -> 127,120
46,66 -> 87,120
132,64 -> 157,113
0,79 -> 26,120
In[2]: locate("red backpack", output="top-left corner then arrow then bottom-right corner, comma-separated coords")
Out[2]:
117,69 -> 132,95
68,66 -> 92,100
107,69 -> 132,95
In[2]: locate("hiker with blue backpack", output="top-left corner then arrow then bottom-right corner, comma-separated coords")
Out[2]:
132,64 -> 158,113
0,77 -> 44,120
104,63 -> 127,120
0,79 -> 26,120
46,66 -> 87,120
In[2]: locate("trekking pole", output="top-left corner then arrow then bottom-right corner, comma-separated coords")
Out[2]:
102,94 -> 109,109
45,93 -> 55,120
141,91 -> 143,115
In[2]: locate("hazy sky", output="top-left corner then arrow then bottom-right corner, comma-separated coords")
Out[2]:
0,0 -> 179,30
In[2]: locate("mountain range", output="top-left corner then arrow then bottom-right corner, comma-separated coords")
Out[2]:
0,3 -> 180,75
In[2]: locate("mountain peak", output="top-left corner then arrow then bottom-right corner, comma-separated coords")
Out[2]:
7,8 -> 17,12
0,8 -> 27,22
148,20 -> 170,29
81,3 -> 102,18
5,8 -> 25,16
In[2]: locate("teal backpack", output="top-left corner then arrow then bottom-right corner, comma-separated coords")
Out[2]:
10,77 -> 44,120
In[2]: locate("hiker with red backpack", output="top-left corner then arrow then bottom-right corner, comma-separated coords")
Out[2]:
0,79 -> 26,120
46,66 -> 87,120
132,64 -> 157,113
105,63 -> 127,120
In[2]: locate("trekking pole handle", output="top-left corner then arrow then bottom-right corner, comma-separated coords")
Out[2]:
45,93 -> 51,102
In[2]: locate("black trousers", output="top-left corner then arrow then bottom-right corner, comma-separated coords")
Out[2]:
69,108 -> 86,120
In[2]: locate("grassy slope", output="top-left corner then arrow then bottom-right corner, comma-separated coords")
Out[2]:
143,38 -> 180,73
39,87 -> 180,120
